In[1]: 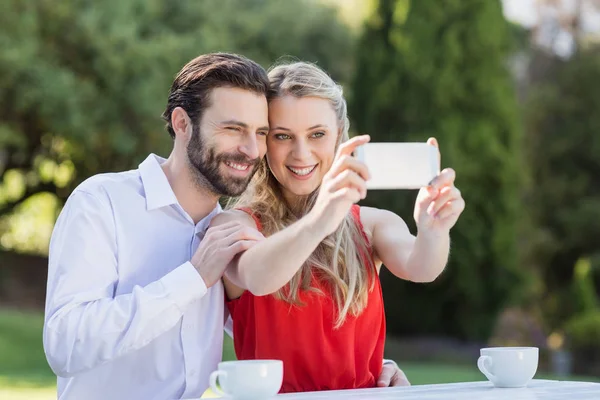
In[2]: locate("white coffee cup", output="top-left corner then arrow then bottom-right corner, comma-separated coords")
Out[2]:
209,359 -> 283,399
477,347 -> 539,388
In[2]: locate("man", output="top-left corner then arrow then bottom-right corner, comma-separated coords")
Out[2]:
43,53 -> 407,400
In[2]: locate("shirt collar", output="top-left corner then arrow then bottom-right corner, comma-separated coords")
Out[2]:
138,154 -> 223,226
196,203 -> 222,234
138,154 -> 179,211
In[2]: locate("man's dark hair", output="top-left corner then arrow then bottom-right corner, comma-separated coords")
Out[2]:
162,53 -> 269,138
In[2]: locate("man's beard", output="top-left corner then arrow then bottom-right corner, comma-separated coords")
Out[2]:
186,124 -> 259,197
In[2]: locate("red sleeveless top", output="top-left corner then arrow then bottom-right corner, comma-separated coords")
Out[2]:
227,205 -> 386,393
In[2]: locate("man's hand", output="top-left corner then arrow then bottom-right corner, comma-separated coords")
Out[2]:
377,362 -> 411,387
191,221 -> 264,287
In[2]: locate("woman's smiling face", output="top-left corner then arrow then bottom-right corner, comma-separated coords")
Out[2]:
266,95 -> 339,202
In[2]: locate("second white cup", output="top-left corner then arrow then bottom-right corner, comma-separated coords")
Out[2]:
477,347 -> 539,388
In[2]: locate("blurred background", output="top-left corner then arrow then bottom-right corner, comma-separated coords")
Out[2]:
1,0 -> 600,398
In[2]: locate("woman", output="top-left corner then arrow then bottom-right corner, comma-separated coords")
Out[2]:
210,61 -> 465,393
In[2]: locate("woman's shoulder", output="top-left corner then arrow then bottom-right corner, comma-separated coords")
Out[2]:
355,206 -> 379,231
210,208 -> 261,230
357,206 -> 404,235
358,205 -> 403,220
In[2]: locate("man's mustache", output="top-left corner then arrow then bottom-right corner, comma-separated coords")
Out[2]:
218,153 -> 260,167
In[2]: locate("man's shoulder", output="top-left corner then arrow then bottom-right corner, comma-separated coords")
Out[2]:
71,169 -> 142,201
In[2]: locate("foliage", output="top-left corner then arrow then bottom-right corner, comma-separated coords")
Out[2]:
0,0 -> 355,254
524,47 -> 600,332
565,311 -> 600,350
351,0 -> 527,340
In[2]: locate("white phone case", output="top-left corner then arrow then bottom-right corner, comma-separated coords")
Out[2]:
354,142 -> 440,190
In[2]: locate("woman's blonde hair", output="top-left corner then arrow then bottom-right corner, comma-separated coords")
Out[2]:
232,61 -> 374,328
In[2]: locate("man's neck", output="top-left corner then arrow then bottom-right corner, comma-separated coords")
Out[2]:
161,154 -> 220,225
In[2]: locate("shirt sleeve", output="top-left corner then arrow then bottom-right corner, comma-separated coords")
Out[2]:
43,190 -> 207,377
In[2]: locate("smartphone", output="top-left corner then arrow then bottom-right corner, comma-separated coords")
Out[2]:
354,142 -> 440,190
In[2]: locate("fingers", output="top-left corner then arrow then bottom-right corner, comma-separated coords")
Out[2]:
427,137 -> 438,149
205,222 -> 264,257
391,368 -> 411,387
435,197 -> 466,220
377,363 -> 411,387
221,225 -> 265,249
229,226 -> 265,242
227,239 -> 260,255
204,222 -> 246,241
335,135 -> 370,159
427,137 -> 441,171
328,155 -> 370,182
221,228 -> 264,260
331,187 -> 363,205
429,168 -> 455,190
429,186 -> 461,216
329,169 -> 367,199
376,364 -> 395,387
207,220 -> 241,233
423,167 -> 456,214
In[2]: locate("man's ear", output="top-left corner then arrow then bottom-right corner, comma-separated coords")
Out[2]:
171,107 -> 192,138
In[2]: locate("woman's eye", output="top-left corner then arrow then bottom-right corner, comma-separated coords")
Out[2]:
274,133 -> 291,140
311,131 -> 325,138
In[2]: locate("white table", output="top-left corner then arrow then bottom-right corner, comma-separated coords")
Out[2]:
276,380 -> 600,399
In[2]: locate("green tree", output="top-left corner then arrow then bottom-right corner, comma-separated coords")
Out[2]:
350,0 -> 527,340
525,47 -> 600,332
0,0 -> 355,253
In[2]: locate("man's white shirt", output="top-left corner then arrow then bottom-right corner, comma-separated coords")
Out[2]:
44,154 -> 225,400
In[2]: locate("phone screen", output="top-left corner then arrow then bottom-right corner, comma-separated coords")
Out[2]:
354,142 -> 439,190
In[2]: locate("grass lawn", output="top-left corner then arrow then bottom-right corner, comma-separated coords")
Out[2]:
1,308 -> 597,399
0,309 -> 56,400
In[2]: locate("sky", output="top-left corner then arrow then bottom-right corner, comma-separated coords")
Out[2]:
324,0 -> 600,58
503,0 -> 540,27
502,0 -> 600,57
503,0 -> 600,31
